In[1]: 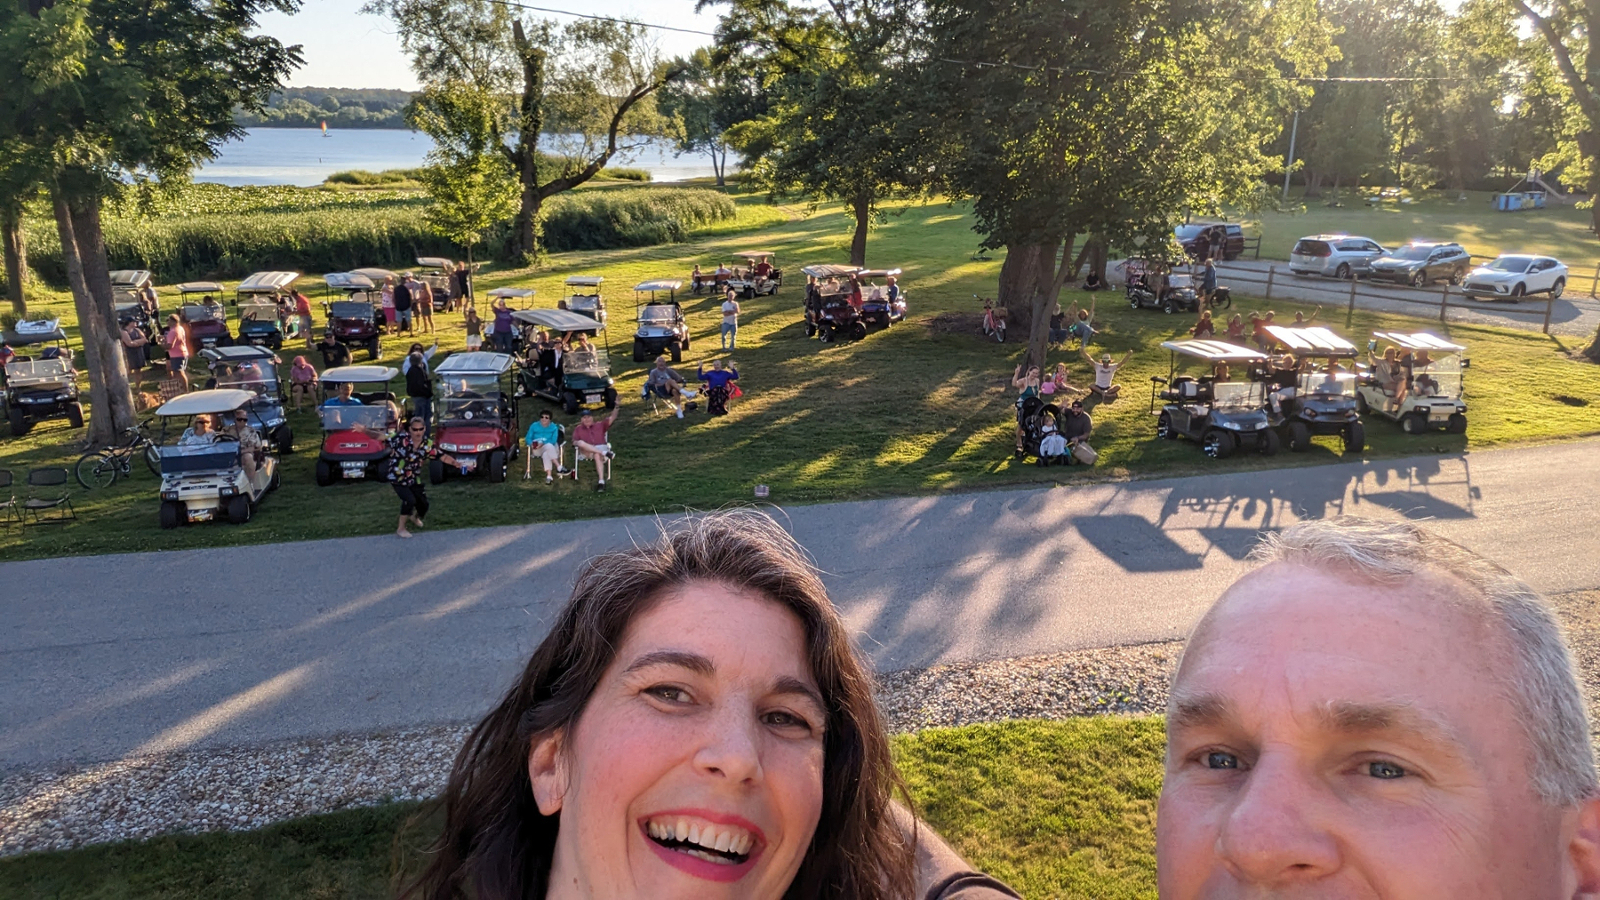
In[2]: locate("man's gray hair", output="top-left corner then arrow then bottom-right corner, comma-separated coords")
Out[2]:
1246,516 -> 1596,807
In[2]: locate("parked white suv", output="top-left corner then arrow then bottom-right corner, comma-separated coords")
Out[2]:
1461,254 -> 1568,301
1289,234 -> 1387,279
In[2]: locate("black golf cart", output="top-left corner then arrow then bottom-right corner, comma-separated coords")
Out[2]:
1257,325 -> 1365,454
199,345 -> 295,454
1150,339 -> 1279,458
512,307 -> 619,415
2,319 -> 80,435
800,264 -> 864,340
631,280 -> 689,362
323,272 -> 383,360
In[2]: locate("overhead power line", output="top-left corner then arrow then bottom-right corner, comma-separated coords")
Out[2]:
484,0 -> 719,37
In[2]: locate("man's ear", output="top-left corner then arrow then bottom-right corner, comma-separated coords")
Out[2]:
528,730 -> 569,817
1567,797 -> 1600,899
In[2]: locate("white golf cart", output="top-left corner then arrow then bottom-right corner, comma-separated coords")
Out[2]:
725,251 -> 782,298
1258,325 -> 1365,454
2,319 -> 79,435
154,389 -> 279,528
1150,340 -> 1279,458
1355,332 -> 1470,434
560,275 -> 606,325
632,280 -> 688,362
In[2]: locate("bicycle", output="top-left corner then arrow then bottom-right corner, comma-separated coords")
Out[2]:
975,294 -> 1007,342
75,418 -> 161,489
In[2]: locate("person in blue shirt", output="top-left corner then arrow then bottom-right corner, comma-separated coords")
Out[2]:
323,381 -> 363,406
697,358 -> 739,416
523,408 -> 567,483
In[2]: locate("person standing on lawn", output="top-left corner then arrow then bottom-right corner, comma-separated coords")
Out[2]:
381,277 -> 398,335
406,348 -> 435,432
463,304 -> 483,351
120,318 -> 149,390
721,289 -> 741,349
572,405 -> 619,490
383,415 -> 458,539
414,278 -> 435,335
451,261 -> 472,312
490,297 -> 515,353
394,274 -> 415,335
291,289 -> 315,348
162,314 -> 191,391
1200,258 -> 1218,306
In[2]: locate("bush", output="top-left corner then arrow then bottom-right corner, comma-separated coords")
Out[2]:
595,166 -> 651,182
539,188 -> 735,252
324,168 -> 425,186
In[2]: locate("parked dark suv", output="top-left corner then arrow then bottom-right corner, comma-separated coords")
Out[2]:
1175,223 -> 1245,260
1366,241 -> 1471,288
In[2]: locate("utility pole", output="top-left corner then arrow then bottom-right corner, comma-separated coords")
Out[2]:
1282,109 -> 1300,201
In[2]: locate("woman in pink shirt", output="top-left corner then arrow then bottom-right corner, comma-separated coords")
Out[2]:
163,314 -> 191,391
289,355 -> 318,411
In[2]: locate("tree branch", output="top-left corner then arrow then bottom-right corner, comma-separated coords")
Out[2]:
1514,0 -> 1600,122
535,67 -> 685,201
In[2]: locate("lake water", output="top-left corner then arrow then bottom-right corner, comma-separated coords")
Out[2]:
195,128 -> 723,186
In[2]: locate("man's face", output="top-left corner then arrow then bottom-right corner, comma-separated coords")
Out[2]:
1158,562 -> 1584,899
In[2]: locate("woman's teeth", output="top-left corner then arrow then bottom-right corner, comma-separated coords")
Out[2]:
646,816 -> 755,861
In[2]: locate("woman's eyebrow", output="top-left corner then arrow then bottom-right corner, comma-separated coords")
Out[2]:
773,676 -> 826,710
623,650 -> 714,676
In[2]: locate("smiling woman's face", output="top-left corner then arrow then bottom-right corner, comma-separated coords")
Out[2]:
529,581 -> 827,900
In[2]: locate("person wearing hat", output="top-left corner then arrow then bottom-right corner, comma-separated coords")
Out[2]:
572,404 -> 620,490
1059,398 -> 1093,463
317,328 -> 351,369
1082,347 -> 1133,401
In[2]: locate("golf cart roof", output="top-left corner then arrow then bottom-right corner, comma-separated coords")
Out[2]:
1262,326 -> 1359,357
1160,339 -> 1269,362
350,267 -> 398,283
2,320 -> 68,345
565,275 -> 603,288
634,279 -> 683,292
237,271 -> 300,293
109,269 -> 152,287
801,264 -> 862,278
156,389 -> 258,417
416,256 -> 453,269
325,272 -> 377,291
1373,331 -> 1467,353
735,250 -> 775,258
857,268 -> 902,278
511,308 -> 602,333
435,352 -> 515,376
178,281 -> 226,294
200,345 -> 277,364
321,365 -> 398,384
487,287 -> 536,299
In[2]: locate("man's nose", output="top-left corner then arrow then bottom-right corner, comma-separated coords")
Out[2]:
1216,753 -> 1342,886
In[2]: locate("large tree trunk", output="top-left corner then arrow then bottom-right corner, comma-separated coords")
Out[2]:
1581,132 -> 1600,235
2,207 -> 25,316
509,21 -> 547,262
848,193 -> 870,266
52,193 -> 115,447
1303,170 -> 1324,199
1585,321 -> 1600,362
1022,235 -> 1076,374
998,243 -> 1049,332
69,196 -> 138,439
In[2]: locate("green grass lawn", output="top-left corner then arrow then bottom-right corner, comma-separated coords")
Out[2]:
0,718 -> 1165,900
1245,189 -> 1600,270
1,192 -> 1596,560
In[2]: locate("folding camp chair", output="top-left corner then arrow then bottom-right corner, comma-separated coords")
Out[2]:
0,470 -> 19,527
23,467 -> 75,524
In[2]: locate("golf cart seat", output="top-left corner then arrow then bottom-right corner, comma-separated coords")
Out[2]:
355,390 -> 395,405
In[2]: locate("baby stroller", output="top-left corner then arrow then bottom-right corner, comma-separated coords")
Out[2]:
1016,396 -> 1070,466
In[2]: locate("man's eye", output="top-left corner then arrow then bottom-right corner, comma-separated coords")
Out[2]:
1368,761 -> 1407,779
1206,751 -> 1239,770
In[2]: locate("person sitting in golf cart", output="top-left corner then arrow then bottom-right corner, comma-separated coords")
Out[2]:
180,414 -> 219,445
222,409 -> 264,482
324,381 -> 363,407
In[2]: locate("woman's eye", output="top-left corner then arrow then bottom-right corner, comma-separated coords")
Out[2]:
1368,761 -> 1407,780
762,710 -> 814,732
1205,751 -> 1240,770
646,686 -> 691,704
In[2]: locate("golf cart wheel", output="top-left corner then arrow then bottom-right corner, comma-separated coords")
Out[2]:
743,287 -> 755,299
268,464 -> 280,492
1355,392 -> 1369,415
315,459 -> 334,486
1410,270 -> 1427,288
1202,429 -> 1236,459
1163,297 -> 1177,314
633,340 -> 647,363
1344,421 -> 1366,454
1156,411 -> 1176,440
670,343 -> 682,363
850,322 -> 868,341
1552,278 -> 1566,299
226,495 -> 251,525
7,407 -> 27,437
75,450 -> 119,489
159,500 -> 183,530
804,322 -> 816,338
488,449 -> 507,483
1447,413 -> 1468,434
1128,293 -> 1140,309
275,425 -> 293,455
818,326 -> 833,344
1258,428 -> 1281,457
429,459 -> 446,485
66,401 -> 84,429
563,394 -> 580,415
1287,421 -> 1311,453
270,335 -> 283,350
1335,263 -> 1351,280
1402,412 -> 1429,434
367,337 -> 380,360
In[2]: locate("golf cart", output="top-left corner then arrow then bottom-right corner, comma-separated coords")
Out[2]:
725,251 -> 782,298
858,268 -> 906,328
177,282 -> 231,351
1126,259 -> 1201,314
1257,325 -> 1365,454
199,345 -> 294,454
234,271 -> 299,308
632,280 -> 689,362
314,365 -> 400,486
430,352 -> 520,484
111,269 -> 153,305
323,273 -> 383,360
560,276 -> 606,325
1150,340 -> 1279,458
1355,332 -> 1470,434
512,308 -> 619,414
111,270 -> 157,341
237,300 -> 297,349
2,319 -> 80,435
416,257 -> 456,312
154,389 -> 279,528
485,287 -> 536,353
800,264 -> 864,339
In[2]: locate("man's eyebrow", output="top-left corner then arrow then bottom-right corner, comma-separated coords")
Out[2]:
623,650 -> 715,676
1319,700 -> 1468,751
1168,691 -> 1234,730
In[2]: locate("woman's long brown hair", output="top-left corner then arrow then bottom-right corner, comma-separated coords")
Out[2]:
400,509 -> 914,899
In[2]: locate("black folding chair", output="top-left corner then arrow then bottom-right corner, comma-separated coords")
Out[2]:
23,467 -> 75,524
0,470 -> 18,527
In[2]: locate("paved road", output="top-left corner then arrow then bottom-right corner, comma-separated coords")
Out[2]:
4,440 -> 1599,771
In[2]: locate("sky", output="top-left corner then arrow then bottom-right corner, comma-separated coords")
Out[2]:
255,0 -> 719,91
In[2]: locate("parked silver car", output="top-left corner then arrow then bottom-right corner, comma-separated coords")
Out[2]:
1289,234 -> 1387,279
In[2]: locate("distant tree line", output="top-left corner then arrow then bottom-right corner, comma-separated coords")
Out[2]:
234,87 -> 416,129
